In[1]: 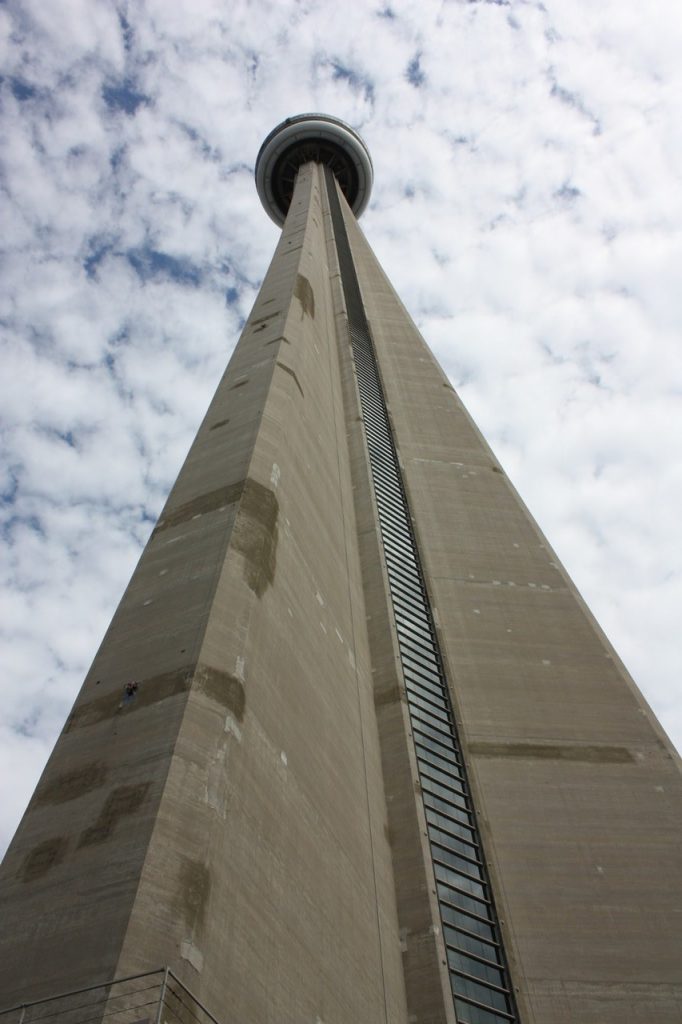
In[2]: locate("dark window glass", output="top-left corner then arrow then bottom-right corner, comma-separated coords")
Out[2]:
372,454 -> 398,476
407,691 -> 451,722
438,883 -> 493,922
454,997 -> 512,1024
431,843 -> 482,878
404,674 -> 447,701
403,653 -> 441,678
416,743 -> 465,776
364,417 -> 391,439
426,809 -> 477,845
394,600 -> 431,623
372,465 -> 403,493
363,407 -> 390,429
384,541 -> 419,569
395,616 -> 433,643
385,573 -> 421,598
395,607 -> 432,634
385,549 -> 419,576
384,542 -> 415,565
441,903 -> 497,942
414,728 -> 458,761
389,582 -> 428,612
411,703 -> 451,731
375,493 -> 408,518
450,975 -> 510,1015
385,533 -> 415,555
401,647 -> 441,677
404,663 -> 444,690
374,479 -> 403,500
447,949 -> 505,988
363,406 -> 390,428
423,789 -> 472,825
419,760 -> 466,794
362,401 -> 387,422
385,558 -> 421,586
402,644 -> 441,672
387,569 -> 424,599
398,632 -> 439,663
405,671 -> 446,698
360,378 -> 385,397
443,925 -> 500,965
381,537 -> 415,562
409,708 -> 450,741
357,372 -> 383,392
382,535 -> 416,563
405,677 -> 449,709
374,479 -> 403,502
428,824 -> 479,861
374,483 -> 405,512
412,717 -> 453,747
421,776 -> 468,810
435,863 -> 487,901
375,488 -> 405,513
380,507 -> 412,530
404,643 -> 438,671
381,520 -> 414,547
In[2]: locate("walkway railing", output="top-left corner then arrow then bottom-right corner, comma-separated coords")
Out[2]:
0,968 -> 222,1024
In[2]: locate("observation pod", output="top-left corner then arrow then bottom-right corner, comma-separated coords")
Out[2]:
255,112 -> 373,226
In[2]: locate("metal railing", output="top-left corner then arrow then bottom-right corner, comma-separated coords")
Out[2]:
0,968 -> 222,1024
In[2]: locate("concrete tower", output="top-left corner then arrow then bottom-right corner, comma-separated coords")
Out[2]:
0,115 -> 680,1024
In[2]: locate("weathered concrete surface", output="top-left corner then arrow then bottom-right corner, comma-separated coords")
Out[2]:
0,165 -> 408,1024
2,156 -> 681,1024
330,179 -> 457,1024
342,195 -> 682,1023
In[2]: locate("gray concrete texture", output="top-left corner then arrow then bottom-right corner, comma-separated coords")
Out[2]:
341,195 -> 682,1021
0,165 -> 407,1022
0,158 -> 680,1024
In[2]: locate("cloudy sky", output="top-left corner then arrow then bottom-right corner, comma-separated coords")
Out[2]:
1,0 -> 681,854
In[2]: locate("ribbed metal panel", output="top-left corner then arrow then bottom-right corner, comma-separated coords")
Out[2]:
326,168 -> 519,1024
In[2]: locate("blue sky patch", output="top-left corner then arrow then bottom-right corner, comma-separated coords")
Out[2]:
102,81 -> 149,115
10,78 -> 37,101
406,54 -> 425,88
126,247 -> 202,286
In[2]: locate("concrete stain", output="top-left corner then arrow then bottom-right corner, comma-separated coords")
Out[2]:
374,685 -> 403,708
294,273 -> 315,318
66,666 -> 194,731
153,481 -> 244,536
34,762 -> 107,806
177,858 -> 211,932
20,837 -> 68,882
195,665 -> 245,722
468,742 -> 635,764
250,310 -> 280,328
232,478 -> 278,597
210,418 -> 230,431
77,783 -> 150,847
276,361 -> 305,397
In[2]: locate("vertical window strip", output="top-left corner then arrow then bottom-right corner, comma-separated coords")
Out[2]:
325,168 -> 519,1024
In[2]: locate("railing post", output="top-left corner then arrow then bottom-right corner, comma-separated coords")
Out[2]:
18,1006 -> 26,1024
154,967 -> 169,1024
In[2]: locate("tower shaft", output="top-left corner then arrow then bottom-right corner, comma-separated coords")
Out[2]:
0,141 -> 681,1024
0,164 -> 406,1022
